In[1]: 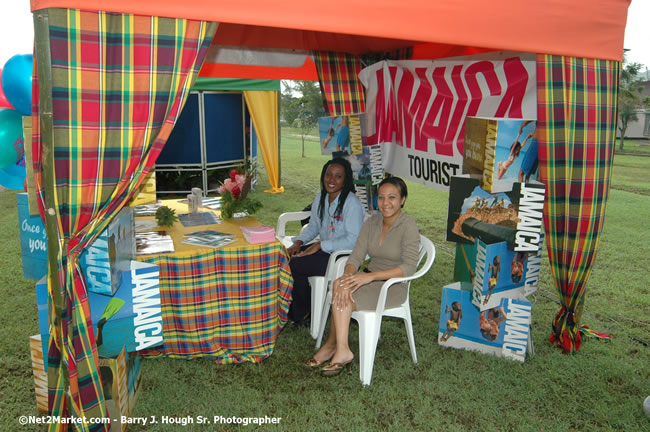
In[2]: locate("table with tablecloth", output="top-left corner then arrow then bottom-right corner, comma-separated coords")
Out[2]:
137,200 -> 293,363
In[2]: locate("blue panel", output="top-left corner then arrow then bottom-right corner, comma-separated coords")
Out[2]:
157,93 -> 202,165
204,93 -> 245,163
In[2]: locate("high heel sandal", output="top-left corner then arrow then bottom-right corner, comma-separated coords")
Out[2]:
320,358 -> 354,377
303,357 -> 329,368
304,350 -> 335,369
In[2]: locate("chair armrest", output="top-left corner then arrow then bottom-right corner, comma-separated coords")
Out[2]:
374,238 -> 436,314
276,211 -> 311,238
324,249 -> 353,281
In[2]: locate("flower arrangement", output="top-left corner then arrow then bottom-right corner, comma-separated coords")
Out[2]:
218,169 -> 262,219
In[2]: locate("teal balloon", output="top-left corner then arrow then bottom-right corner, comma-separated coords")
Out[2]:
0,157 -> 26,190
0,108 -> 25,169
1,54 -> 33,115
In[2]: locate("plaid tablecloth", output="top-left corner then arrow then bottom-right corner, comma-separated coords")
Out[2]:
138,204 -> 293,363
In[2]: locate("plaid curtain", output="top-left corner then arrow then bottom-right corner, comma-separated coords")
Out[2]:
313,51 -> 366,116
536,55 -> 620,354
32,9 -> 216,430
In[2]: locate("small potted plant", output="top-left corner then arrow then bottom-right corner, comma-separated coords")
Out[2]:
155,205 -> 179,227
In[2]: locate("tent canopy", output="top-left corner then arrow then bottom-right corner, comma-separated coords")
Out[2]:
32,0 -> 630,61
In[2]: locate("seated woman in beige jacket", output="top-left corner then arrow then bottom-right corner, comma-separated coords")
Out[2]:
304,177 -> 420,376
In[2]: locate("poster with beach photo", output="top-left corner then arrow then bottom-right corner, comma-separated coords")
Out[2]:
318,114 -> 365,155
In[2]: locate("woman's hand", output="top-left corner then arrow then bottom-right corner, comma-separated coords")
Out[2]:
294,241 -> 321,257
332,277 -> 355,311
338,272 -> 374,292
332,272 -> 375,311
287,241 -> 303,257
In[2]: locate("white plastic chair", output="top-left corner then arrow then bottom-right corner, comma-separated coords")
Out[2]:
277,210 -> 369,339
276,211 -> 311,248
306,249 -> 352,338
277,210 -> 347,339
318,234 -> 436,386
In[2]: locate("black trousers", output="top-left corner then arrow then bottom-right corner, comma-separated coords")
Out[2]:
288,247 -> 330,322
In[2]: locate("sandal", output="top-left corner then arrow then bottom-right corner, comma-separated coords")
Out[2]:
304,350 -> 335,368
304,357 -> 329,368
320,358 -> 354,377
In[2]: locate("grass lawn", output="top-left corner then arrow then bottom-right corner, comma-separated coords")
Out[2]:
615,138 -> 650,156
0,129 -> 648,431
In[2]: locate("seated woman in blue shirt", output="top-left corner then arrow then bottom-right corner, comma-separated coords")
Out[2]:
287,158 -> 365,324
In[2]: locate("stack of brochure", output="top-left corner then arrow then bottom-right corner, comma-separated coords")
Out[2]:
133,202 -> 162,217
240,225 -> 275,244
178,212 -> 222,227
201,197 -> 223,210
182,230 -> 236,249
135,231 -> 175,255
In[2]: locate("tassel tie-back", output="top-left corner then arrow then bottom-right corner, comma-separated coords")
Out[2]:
550,307 -> 612,354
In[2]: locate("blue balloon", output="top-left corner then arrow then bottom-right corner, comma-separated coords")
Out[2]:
2,54 -> 33,116
0,157 -> 26,190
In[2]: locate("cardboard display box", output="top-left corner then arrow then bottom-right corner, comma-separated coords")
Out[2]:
100,348 -> 143,432
129,170 -> 157,206
446,177 -> 545,255
438,282 -> 533,362
17,193 -> 48,280
454,237 -> 543,311
18,197 -> 136,291
78,206 -> 135,296
29,336 -> 142,431
463,117 -> 538,193
28,334 -> 48,414
36,260 -> 163,359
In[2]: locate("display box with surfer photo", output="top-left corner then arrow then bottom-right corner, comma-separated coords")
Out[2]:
438,282 -> 533,362
463,117 -> 538,193
454,236 -> 543,311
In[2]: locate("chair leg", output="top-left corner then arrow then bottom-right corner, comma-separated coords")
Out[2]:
356,314 -> 379,386
315,290 -> 332,349
309,278 -> 326,339
403,309 -> 417,364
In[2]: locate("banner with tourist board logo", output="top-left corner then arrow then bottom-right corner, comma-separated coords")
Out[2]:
359,52 -> 536,191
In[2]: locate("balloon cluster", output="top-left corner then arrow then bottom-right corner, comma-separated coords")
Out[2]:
0,54 -> 32,190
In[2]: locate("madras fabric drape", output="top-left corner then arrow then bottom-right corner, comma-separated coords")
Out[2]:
139,241 -> 292,363
33,9 -> 216,430
536,55 -> 619,354
313,51 -> 366,116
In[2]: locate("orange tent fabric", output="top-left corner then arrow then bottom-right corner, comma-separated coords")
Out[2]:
32,0 -> 630,61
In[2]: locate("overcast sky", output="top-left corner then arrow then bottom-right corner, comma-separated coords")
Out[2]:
1,1 -> 649,73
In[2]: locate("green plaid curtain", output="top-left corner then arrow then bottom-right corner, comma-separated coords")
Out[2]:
536,55 -> 620,354
313,51 -> 366,116
33,9 -> 216,430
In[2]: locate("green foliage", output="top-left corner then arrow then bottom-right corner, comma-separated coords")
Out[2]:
220,191 -> 263,220
281,80 -> 325,130
618,57 -> 650,151
155,205 -> 178,227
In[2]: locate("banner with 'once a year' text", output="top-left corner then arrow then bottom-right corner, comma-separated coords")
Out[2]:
358,53 -> 536,192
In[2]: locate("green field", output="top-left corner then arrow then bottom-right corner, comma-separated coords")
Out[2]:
0,130 -> 648,431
